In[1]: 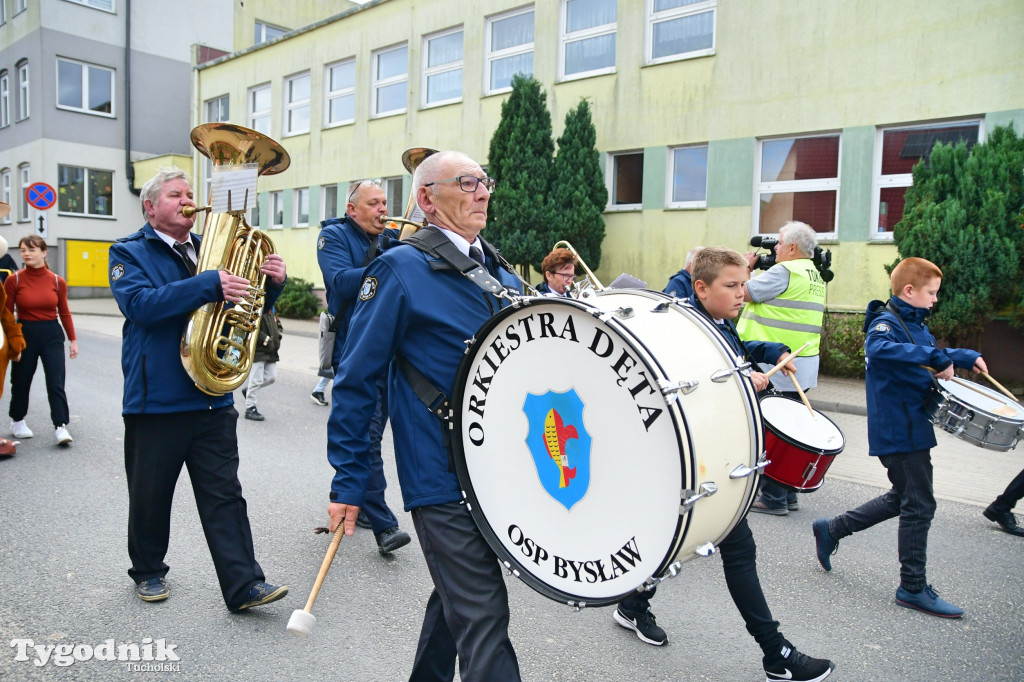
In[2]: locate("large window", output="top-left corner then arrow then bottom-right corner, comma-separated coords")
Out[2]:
0,0 -> 6,24
284,71 -> 310,136
17,61 -> 29,120
248,83 -> 270,134
58,164 -> 113,217
321,183 -> 338,221
423,27 -> 463,107
17,163 -> 29,222
560,0 -> 616,80
204,95 -> 229,123
63,0 -> 115,11
486,7 -> 534,94
646,0 -> 715,64
873,120 -> 981,239
56,57 -> 114,116
667,144 -> 708,208
325,59 -> 355,127
0,169 -> 11,224
269,191 -> 283,228
293,187 -> 309,226
756,134 -> 840,235
608,151 -> 644,208
372,44 -> 408,117
14,0 -> 26,14
0,72 -> 9,127
254,21 -> 286,46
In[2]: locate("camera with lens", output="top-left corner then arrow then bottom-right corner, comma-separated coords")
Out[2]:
749,235 -> 834,282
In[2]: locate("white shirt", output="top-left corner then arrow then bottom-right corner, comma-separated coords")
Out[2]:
154,229 -> 197,267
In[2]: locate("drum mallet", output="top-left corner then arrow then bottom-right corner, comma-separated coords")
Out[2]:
763,341 -> 811,380
287,525 -> 346,637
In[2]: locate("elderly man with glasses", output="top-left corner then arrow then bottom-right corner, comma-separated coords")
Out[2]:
326,151 -> 522,680
317,179 -> 411,556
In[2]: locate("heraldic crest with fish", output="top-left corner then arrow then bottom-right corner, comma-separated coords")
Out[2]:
523,389 -> 592,511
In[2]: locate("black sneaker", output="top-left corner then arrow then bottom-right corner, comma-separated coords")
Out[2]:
613,605 -> 667,646
310,391 -> 328,406
235,582 -> 288,611
375,526 -> 411,555
764,645 -> 835,682
135,578 -> 169,602
245,407 -> 265,421
355,510 -> 372,529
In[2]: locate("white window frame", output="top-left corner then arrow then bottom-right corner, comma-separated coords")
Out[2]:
753,133 -> 841,238
559,0 -> 617,81
55,57 -> 116,117
14,0 -> 27,15
321,183 -> 339,221
204,94 -> 229,123
870,118 -> 984,242
324,58 -> 356,128
372,43 -> 408,118
0,169 -> 11,224
485,6 -> 535,95
62,0 -> 116,13
57,164 -> 115,218
606,150 -> 645,211
645,0 -> 716,65
17,163 -> 30,222
254,20 -> 287,45
283,71 -> 310,136
17,62 -> 29,120
422,26 -> 464,108
666,143 -> 708,209
293,187 -> 309,227
269,191 -> 284,229
248,83 -> 271,134
0,72 -> 9,127
381,176 -> 403,215
0,1 -> 6,25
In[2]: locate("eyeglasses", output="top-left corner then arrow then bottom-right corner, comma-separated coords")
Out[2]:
347,179 -> 381,202
551,271 -> 575,280
424,176 -> 496,193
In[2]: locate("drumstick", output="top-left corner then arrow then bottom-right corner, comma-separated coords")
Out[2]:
763,341 -> 811,380
980,371 -> 1021,404
287,525 -> 346,637
789,373 -> 815,417
919,365 -> 1008,402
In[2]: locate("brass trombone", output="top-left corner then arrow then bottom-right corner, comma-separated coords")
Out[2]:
552,240 -> 604,293
377,147 -> 437,240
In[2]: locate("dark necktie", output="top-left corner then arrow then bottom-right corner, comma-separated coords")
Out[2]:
469,245 -> 485,266
173,242 -> 196,276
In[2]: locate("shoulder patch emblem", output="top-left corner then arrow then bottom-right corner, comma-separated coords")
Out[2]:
317,235 -> 326,250
359,276 -> 378,301
873,322 -> 891,333
110,263 -> 125,281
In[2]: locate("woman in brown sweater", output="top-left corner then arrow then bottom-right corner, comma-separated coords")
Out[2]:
5,235 -> 77,446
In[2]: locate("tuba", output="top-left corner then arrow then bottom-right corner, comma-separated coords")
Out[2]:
378,147 -> 437,240
180,123 -> 290,396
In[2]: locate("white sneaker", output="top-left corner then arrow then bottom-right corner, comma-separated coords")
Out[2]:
12,420 -> 33,439
55,425 -> 73,446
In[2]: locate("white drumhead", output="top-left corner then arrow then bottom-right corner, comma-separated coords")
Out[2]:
937,378 -> 1024,421
760,396 -> 844,451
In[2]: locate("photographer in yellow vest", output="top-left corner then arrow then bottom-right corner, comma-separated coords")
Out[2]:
738,221 -> 826,515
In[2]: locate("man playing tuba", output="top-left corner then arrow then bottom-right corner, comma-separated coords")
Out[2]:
108,167 -> 289,611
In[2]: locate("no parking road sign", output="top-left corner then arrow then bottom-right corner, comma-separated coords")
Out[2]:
25,183 -> 57,211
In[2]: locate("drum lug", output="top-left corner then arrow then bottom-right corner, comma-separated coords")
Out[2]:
657,561 -> 683,581
695,542 -> 717,557
659,378 -> 699,399
463,336 -> 476,349
711,362 -> 753,383
613,306 -> 634,319
681,482 -> 718,512
566,601 -> 588,611
731,452 -> 770,478
651,302 -> 672,313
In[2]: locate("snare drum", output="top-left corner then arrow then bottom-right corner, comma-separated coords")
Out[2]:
450,290 -> 763,607
927,377 -> 1024,451
760,395 -> 844,491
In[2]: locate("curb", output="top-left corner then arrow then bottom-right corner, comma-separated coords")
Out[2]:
810,399 -> 868,418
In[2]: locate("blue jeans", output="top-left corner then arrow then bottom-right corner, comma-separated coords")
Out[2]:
829,449 -> 935,593
313,375 -> 331,393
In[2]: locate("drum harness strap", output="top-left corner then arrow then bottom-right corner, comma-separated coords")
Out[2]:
393,226 -> 520,462
884,301 -> 916,342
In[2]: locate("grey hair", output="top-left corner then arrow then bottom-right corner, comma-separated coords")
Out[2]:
346,179 -> 381,206
779,221 -> 817,258
140,167 -> 190,216
683,245 -> 705,269
412,151 -> 476,206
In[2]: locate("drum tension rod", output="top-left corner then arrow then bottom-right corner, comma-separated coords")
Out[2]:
659,378 -> 699,400
730,453 -> 770,479
711,362 -> 753,383
681,482 -> 718,513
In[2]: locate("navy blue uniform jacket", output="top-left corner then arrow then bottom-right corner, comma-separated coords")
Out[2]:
863,296 -> 979,456
109,222 -> 283,414
327,234 -> 519,511
664,269 -> 694,300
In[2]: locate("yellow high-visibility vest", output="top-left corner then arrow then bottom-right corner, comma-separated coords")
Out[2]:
737,259 -> 826,354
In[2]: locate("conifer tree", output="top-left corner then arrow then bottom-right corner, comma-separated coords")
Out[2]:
892,124 -> 1023,346
546,98 -> 608,271
485,75 -> 554,269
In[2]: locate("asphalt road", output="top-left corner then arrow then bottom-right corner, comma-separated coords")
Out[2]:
1,322 -> 1022,681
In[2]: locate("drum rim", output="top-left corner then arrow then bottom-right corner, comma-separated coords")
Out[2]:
759,394 -> 846,456
930,377 -> 1024,424
449,295 -> 691,607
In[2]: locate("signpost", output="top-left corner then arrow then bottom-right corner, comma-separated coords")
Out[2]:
25,182 -> 56,238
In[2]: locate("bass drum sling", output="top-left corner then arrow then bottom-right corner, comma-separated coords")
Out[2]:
449,290 -> 764,607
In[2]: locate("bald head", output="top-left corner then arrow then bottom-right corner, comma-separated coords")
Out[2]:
413,151 -> 490,240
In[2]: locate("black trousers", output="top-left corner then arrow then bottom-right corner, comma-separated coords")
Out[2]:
991,466 -> 1024,512
408,502 -> 520,682
9,319 -> 70,426
124,407 -> 265,610
621,518 -> 785,660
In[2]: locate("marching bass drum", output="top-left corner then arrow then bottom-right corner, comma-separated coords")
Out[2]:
449,290 -> 763,607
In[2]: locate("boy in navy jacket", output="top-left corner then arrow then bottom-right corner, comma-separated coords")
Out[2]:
813,257 -> 986,618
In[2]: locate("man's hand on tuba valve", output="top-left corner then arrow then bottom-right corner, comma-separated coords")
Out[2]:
218,271 -> 252,304
260,253 -> 287,286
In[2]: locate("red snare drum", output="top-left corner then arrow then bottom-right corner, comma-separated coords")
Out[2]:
760,395 -> 844,491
